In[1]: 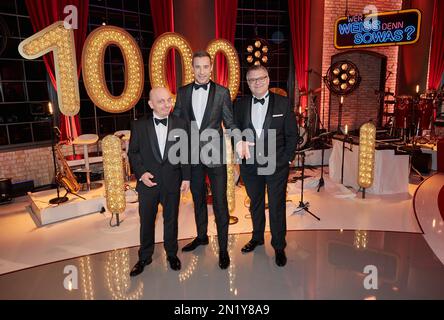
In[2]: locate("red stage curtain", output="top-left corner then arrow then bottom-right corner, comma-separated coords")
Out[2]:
150,0 -> 176,94
214,0 -> 238,87
428,0 -> 444,90
288,0 -> 311,111
25,0 -> 88,141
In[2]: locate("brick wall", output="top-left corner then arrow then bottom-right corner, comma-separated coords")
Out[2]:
321,0 -> 403,131
0,143 -> 101,187
329,51 -> 385,131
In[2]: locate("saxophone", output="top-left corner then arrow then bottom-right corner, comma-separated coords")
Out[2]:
54,142 -> 81,193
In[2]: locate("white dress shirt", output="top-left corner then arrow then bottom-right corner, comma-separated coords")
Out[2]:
192,82 -> 210,129
153,114 -> 168,158
251,91 -> 270,138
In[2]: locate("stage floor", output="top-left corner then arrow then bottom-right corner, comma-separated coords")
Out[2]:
0,230 -> 443,300
1,169 -> 443,299
0,169 -> 426,275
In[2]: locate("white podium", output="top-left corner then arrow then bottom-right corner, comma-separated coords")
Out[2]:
28,186 -> 106,225
329,138 -> 410,194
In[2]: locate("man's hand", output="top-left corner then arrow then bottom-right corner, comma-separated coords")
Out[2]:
235,141 -> 255,159
140,172 -> 157,187
180,180 -> 190,193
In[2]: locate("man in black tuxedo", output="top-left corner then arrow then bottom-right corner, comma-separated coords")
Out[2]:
234,65 -> 298,267
128,87 -> 190,277
173,51 -> 240,269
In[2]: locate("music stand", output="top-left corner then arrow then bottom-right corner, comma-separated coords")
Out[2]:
293,149 -> 320,221
316,134 -> 332,192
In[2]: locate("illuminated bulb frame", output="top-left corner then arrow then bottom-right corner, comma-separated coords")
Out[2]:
82,25 -> 144,113
18,21 -> 80,116
149,32 -> 194,102
358,122 -> 376,189
102,135 -> 126,214
206,39 -> 240,101
206,40 -> 240,215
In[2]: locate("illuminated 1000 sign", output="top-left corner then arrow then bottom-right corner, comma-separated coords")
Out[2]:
18,22 -> 240,116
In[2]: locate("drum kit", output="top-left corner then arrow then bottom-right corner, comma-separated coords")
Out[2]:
384,88 -> 444,143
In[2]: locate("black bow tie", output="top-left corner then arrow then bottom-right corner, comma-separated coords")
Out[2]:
194,83 -> 208,90
253,97 -> 266,105
154,118 -> 167,126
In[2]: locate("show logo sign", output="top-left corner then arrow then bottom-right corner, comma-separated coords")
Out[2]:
334,9 -> 421,49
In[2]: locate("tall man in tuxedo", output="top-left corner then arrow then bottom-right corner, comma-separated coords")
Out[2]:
173,51 -> 240,269
128,87 -> 190,277
234,65 -> 298,267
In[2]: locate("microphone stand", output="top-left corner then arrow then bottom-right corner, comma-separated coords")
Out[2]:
340,134 -> 353,185
293,149 -> 320,221
314,132 -> 332,192
317,142 -> 326,192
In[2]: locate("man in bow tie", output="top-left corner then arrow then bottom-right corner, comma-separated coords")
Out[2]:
128,87 -> 190,276
173,51 -> 241,269
234,65 -> 298,267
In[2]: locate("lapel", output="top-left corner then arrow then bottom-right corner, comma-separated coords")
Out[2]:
245,96 -> 254,131
262,93 -> 274,136
162,116 -> 174,163
146,116 -> 162,163
199,81 -> 216,131
185,84 -> 196,122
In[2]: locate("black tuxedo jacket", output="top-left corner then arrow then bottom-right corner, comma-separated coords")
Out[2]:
233,92 -> 298,174
173,80 -> 240,167
128,114 -> 191,194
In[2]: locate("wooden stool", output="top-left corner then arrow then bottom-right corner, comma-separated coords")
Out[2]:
72,134 -> 101,191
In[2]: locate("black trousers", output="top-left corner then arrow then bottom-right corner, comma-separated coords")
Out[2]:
190,164 -> 229,252
241,166 -> 289,250
138,187 -> 180,260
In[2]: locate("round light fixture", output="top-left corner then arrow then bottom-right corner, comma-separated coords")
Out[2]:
245,38 -> 269,66
325,60 -> 361,96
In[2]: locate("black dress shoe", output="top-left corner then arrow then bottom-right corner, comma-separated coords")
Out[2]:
241,240 -> 264,253
219,251 -> 230,269
167,256 -> 181,271
181,236 -> 209,252
275,249 -> 287,267
130,258 -> 152,277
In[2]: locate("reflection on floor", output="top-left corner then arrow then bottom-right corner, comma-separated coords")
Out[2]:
0,231 -> 443,300
0,170 -> 423,275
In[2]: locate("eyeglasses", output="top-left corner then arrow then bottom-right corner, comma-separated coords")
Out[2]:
247,75 -> 268,84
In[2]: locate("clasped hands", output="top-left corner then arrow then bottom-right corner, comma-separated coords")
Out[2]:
140,172 -> 190,193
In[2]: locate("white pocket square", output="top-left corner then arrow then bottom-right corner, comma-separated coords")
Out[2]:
272,114 -> 283,117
